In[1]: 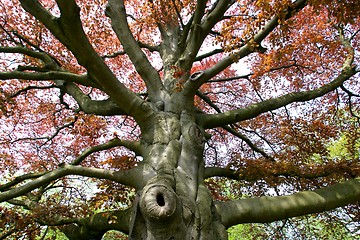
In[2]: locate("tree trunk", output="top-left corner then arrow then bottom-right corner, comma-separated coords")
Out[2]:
129,105 -> 227,239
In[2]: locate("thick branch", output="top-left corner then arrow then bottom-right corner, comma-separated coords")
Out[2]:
178,0 -> 206,64
0,172 -> 47,192
0,45 -> 58,67
0,138 -> 145,192
0,70 -> 88,85
58,81 -> 127,116
180,0 -> 235,71
201,0 -> 235,36
19,0 -> 152,124
216,178 -> 360,228
61,208 -> 133,239
105,0 -> 163,100
183,0 -> 307,93
0,164 -> 141,202
7,197 -> 132,239
0,46 -> 98,89
198,64 -> 357,129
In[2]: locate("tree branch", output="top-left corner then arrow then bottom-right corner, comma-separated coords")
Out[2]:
57,81 -> 127,116
183,0 -> 308,93
0,74 -> 126,116
19,0 -> 152,124
0,70 -> 89,85
0,45 -> 91,86
9,116 -> 77,146
0,45 -> 59,67
71,137 -> 142,165
197,62 -> 357,129
180,0 -> 235,71
6,197 -> 132,238
216,178 -> 360,228
222,125 -> 273,160
101,42 -> 159,59
208,73 -> 252,83
0,172 -> 47,192
61,207 -> 133,239
0,138 -> 144,192
201,0 -> 236,36
195,49 -> 224,62
196,91 -> 272,159
105,0 -> 163,100
9,85 -> 56,98
0,163 -> 148,203
204,157 -> 360,181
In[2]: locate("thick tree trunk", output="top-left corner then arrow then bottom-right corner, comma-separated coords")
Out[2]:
128,107 -> 227,239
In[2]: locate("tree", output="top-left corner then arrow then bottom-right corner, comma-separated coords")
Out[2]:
0,0 -> 359,239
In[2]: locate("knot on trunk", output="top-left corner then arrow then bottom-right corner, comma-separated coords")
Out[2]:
130,181 -> 188,239
140,184 -> 177,221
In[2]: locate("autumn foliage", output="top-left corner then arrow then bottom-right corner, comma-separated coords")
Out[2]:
0,0 -> 359,239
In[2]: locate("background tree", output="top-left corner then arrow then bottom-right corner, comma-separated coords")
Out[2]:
0,0 -> 359,239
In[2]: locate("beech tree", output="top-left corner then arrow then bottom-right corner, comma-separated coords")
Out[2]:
0,0 -> 359,239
